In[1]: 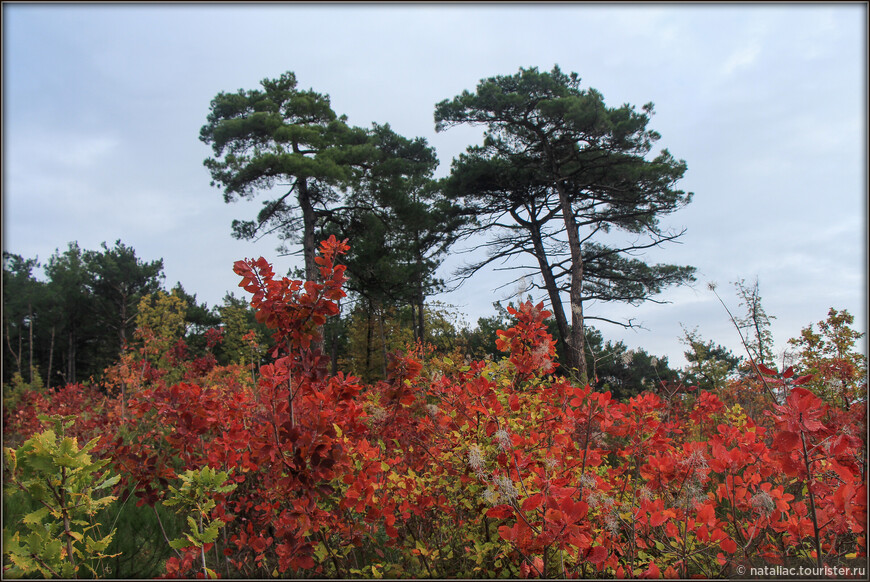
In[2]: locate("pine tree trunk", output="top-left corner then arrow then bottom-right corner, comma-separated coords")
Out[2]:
416,284 -> 425,345
330,307 -> 340,376
28,302 -> 33,384
554,184 -> 587,382
364,301 -> 373,382
119,295 -> 128,354
526,213 -> 572,364
414,244 -> 426,343
379,308 -> 388,379
47,326 -> 56,389
4,321 -> 22,378
297,177 -> 324,355
298,178 -> 318,283
68,331 -> 76,384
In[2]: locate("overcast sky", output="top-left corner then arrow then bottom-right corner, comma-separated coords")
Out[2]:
3,3 -> 867,369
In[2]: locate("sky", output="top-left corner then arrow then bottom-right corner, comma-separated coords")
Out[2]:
3,3 -> 867,369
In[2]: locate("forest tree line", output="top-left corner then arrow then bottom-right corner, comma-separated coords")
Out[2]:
3,238 -> 705,399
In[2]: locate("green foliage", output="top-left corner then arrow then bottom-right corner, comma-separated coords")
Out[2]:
461,302 -> 513,360
733,277 -> 777,367
216,293 -> 270,367
163,466 -> 237,577
436,65 -> 695,376
3,414 -> 120,578
2,252 -> 45,384
787,308 -> 867,407
84,240 -> 165,355
680,325 -> 742,391
3,367 -> 45,418
135,290 -> 188,361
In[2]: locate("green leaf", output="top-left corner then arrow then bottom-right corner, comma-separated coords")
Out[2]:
22,506 -> 51,525
86,531 -> 115,553
5,447 -> 18,474
200,521 -> 221,544
169,537 -> 191,550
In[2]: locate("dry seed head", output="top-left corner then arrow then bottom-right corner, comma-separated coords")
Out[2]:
482,488 -> 501,506
637,485 -> 654,502
495,475 -> 519,501
367,406 -> 387,426
494,429 -> 511,451
467,444 -> 485,472
580,472 -> 597,491
751,490 -> 776,515
604,512 -> 620,535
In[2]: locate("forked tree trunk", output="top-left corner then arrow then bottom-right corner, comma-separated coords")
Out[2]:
525,211 -> 572,365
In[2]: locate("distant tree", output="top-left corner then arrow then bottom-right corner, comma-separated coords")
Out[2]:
680,325 -> 742,392
342,302 -> 414,383
2,252 -> 44,384
171,283 -> 221,336
84,240 -> 164,356
581,327 -> 681,401
436,65 -> 695,380
461,302 -> 513,360
216,293 -> 271,367
43,243 -> 98,385
134,290 -> 188,368
170,283 -> 222,356
787,308 -> 867,408
200,71 -> 368,282
330,123 -> 466,343
733,277 -> 776,368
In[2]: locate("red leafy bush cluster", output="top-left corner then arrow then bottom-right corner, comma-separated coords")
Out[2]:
4,237 -> 866,579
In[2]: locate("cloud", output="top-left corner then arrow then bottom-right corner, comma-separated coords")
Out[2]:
720,42 -> 762,77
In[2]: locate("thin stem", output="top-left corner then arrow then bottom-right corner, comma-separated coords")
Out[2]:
153,505 -> 183,558
710,285 -> 779,403
800,430 -> 823,568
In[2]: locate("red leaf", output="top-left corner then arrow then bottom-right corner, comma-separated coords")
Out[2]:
560,498 -> 588,524
782,366 -> 794,379
696,503 -> 716,528
720,537 -> 738,553
487,504 -> 514,519
498,523 -> 519,542
756,363 -> 778,375
772,430 -> 801,452
650,511 -> 668,527
587,545 -> 607,566
642,562 -> 661,578
521,493 -> 544,512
